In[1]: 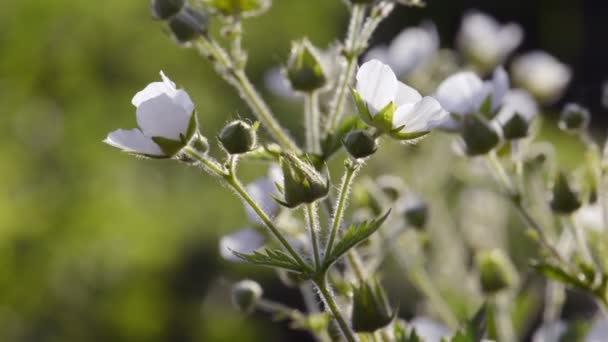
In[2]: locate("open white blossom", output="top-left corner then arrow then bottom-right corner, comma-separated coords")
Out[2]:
493,89 -> 538,125
219,228 -> 265,262
355,59 -> 447,135
435,67 -> 509,129
365,22 -> 439,76
511,51 -> 571,103
104,71 -> 195,156
457,10 -> 523,70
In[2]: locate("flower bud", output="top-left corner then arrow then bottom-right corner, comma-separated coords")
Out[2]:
218,120 -> 258,154
168,7 -> 208,44
476,249 -> 519,294
231,279 -> 262,314
502,113 -> 529,140
559,103 -> 590,133
550,171 -> 581,214
343,130 -> 377,159
461,114 -> 500,156
277,153 -> 329,208
351,278 -> 396,333
286,39 -> 327,92
151,0 -> 185,20
403,199 -> 428,230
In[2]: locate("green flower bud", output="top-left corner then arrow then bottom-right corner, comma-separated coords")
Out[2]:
502,113 -> 530,140
403,198 -> 428,230
151,0 -> 185,20
351,278 -> 396,333
476,249 -> 519,294
461,114 -> 500,156
277,153 -> 329,208
218,120 -> 258,154
286,39 -> 327,92
231,279 -> 262,314
343,130 -> 377,159
550,171 -> 581,214
202,0 -> 270,18
559,103 -> 590,133
168,7 -> 208,44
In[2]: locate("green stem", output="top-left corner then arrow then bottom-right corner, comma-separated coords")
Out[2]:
347,251 -> 366,282
306,203 -> 322,270
325,4 -> 365,134
408,266 -> 459,329
195,37 -> 300,153
184,147 -> 312,273
493,294 -> 516,342
315,276 -> 358,342
305,91 -> 321,153
325,162 -> 360,258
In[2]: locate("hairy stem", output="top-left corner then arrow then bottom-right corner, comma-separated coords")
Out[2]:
325,161 -> 360,258
306,202 -> 322,270
305,91 -> 321,153
315,275 -> 358,342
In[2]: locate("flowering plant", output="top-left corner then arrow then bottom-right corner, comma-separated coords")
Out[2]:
105,1 -> 608,341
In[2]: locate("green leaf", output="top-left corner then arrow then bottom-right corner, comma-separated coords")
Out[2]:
323,210 -> 390,269
233,248 -> 308,274
530,261 -> 588,290
321,116 -> 365,160
451,304 -> 487,342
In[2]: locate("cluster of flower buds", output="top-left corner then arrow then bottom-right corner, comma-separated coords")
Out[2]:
151,0 -> 208,44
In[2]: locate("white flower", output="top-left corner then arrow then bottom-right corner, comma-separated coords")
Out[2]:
104,71 -> 195,157
574,203 -> 605,232
435,67 -> 509,130
457,10 -> 523,70
244,164 -> 282,224
355,59 -> 447,136
587,318 -> 608,342
493,89 -> 538,126
365,22 -> 439,76
219,228 -> 265,262
408,317 -> 450,342
511,51 -> 571,103
532,321 -> 567,342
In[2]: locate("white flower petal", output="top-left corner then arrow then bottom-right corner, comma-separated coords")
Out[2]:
132,81 -> 172,107
364,46 -> 392,66
388,23 -> 439,75
245,177 -> 279,224
136,93 -> 191,140
435,71 -> 487,114
104,128 -> 163,155
490,66 -> 510,110
497,23 -> 523,57
356,59 -> 398,114
512,51 -> 571,103
160,70 -> 176,90
587,318 -> 608,342
531,321 -> 566,342
394,96 -> 447,132
395,82 -> 422,107
219,228 -> 265,262
494,89 -> 538,124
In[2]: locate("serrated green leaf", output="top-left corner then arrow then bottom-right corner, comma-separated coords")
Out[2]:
233,248 -> 307,274
321,116 -> 366,160
323,210 -> 390,269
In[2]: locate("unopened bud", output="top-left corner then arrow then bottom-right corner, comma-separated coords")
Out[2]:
231,279 -> 262,314
218,120 -> 258,154
550,171 -> 581,214
151,0 -> 185,20
277,153 -> 329,208
286,39 -> 327,92
502,113 -> 529,140
343,130 -> 377,159
351,278 -> 396,333
403,199 -> 428,230
168,7 -> 208,44
559,103 -> 590,133
476,249 -> 519,294
461,114 -> 500,156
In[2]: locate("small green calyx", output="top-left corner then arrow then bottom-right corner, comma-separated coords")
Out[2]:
218,120 -> 258,154
231,279 -> 263,314
151,0 -> 185,20
167,7 -> 208,44
202,0 -> 271,17
476,249 -> 519,294
502,113 -> 529,140
559,103 -> 590,133
461,114 -> 500,156
343,130 -> 377,159
404,201 -> 428,230
351,278 -> 396,333
550,171 -> 582,214
150,113 -> 199,158
286,39 -> 327,92
277,153 -> 329,208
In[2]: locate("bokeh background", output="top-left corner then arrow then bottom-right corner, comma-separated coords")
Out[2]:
1,0 -> 607,341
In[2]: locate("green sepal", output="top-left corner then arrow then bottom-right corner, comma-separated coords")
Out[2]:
461,114 -> 500,156
321,116 -> 366,160
185,111 -> 199,142
502,112 -> 529,140
389,129 -> 430,141
394,321 -> 423,342
372,101 -> 396,133
351,88 -> 374,126
550,171 -> 581,214
479,94 -> 493,119
351,278 -> 397,333
151,136 -> 186,157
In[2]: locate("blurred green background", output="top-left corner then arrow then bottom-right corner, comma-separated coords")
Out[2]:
0,0 -> 605,341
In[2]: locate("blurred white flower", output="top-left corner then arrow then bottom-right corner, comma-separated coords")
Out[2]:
244,164 -> 282,224
493,89 -> 539,125
457,10 -> 523,71
408,317 -> 451,342
263,67 -> 298,100
435,67 -> 509,129
355,59 -> 447,134
511,51 -> 571,104
587,318 -> 608,342
104,71 -> 195,157
219,228 -> 265,262
365,22 -> 439,76
532,321 -> 567,342
574,203 -> 605,232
